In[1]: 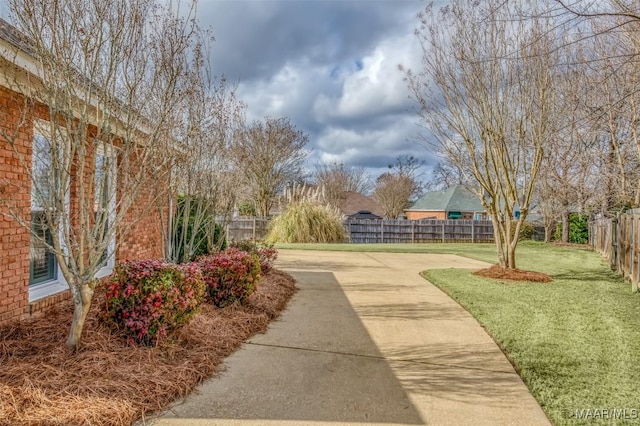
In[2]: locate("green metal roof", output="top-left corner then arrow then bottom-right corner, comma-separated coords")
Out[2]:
406,185 -> 485,212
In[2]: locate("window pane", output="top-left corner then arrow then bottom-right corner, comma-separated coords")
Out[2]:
30,128 -> 58,286
31,134 -> 52,210
30,211 -> 57,285
95,148 -> 115,268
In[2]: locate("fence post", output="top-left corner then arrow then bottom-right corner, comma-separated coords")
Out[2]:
442,222 -> 445,243
411,221 -> 415,244
471,220 -> 475,243
632,216 -> 638,292
252,217 -> 256,240
381,221 -> 384,243
636,215 -> 640,291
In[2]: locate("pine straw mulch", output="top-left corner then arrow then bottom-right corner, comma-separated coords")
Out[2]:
474,264 -> 553,283
0,269 -> 297,426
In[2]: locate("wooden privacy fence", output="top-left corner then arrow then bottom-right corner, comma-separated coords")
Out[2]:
590,209 -> 640,292
223,217 -> 495,244
225,217 -> 270,241
345,219 -> 494,244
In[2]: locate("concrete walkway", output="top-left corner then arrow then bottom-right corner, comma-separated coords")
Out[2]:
150,250 -> 550,426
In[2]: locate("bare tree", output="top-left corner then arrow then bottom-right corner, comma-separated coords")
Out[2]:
405,0 -> 558,269
424,160 -> 464,191
373,155 -> 423,219
592,23 -> 640,210
232,117 -> 309,217
167,74 -> 245,263
0,0 -> 208,348
555,1 -> 640,211
373,173 -> 416,219
533,35 -> 602,242
312,161 -> 372,208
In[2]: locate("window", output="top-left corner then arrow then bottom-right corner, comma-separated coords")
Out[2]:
94,146 -> 116,277
29,121 -> 67,300
29,129 -> 57,285
29,211 -> 56,284
447,211 -> 463,219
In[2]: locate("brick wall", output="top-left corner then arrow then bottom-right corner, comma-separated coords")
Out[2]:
0,85 -> 32,324
0,83 -> 170,325
25,290 -> 71,319
405,211 -> 447,220
117,155 -> 169,261
118,199 -> 167,261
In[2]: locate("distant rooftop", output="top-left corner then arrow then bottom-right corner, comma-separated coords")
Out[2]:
338,191 -> 384,217
407,185 -> 484,212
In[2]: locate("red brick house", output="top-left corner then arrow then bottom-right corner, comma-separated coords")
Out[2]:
0,20 -> 169,324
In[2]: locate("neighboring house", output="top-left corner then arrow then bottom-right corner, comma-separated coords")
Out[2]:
0,20 -> 168,324
346,210 -> 383,220
405,185 -> 487,220
338,191 -> 384,217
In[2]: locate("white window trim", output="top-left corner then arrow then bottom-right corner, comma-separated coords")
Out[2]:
29,119 -> 68,301
29,277 -> 68,301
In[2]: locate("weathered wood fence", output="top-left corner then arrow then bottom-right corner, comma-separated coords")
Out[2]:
224,217 -> 496,244
226,217 -> 270,241
345,219 -> 494,244
590,209 -> 640,292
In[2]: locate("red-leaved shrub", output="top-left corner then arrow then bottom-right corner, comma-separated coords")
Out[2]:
257,245 -> 278,273
197,248 -> 261,307
103,260 -> 206,345
229,240 -> 279,273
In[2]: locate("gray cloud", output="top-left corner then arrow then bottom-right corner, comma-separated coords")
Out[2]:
199,0 -> 433,180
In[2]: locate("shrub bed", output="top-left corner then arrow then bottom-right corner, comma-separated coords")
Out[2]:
229,240 -> 279,273
198,248 -> 261,307
104,260 -> 206,345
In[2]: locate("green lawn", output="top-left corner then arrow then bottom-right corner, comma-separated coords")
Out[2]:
423,244 -> 640,425
278,241 -> 640,425
275,241 -> 500,262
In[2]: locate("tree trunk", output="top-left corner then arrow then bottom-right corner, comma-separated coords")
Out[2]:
66,284 -> 94,349
506,242 -> 517,269
544,222 -> 554,243
492,216 -> 507,268
562,211 -> 570,243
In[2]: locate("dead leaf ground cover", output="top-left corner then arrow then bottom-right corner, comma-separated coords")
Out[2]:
0,270 -> 297,426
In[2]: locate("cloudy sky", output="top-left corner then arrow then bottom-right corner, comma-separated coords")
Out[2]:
0,0 -> 440,180
196,0 -> 437,179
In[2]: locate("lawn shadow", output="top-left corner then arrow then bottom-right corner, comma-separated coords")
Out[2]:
385,344 -> 535,409
551,268 -> 624,283
356,301 -> 469,321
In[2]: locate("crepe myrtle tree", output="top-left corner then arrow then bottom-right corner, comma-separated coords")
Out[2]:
0,0 -> 210,348
556,1 -> 640,212
312,161 -> 372,208
373,155 -> 423,219
167,73 -> 246,264
404,0 -> 559,269
232,117 -> 309,217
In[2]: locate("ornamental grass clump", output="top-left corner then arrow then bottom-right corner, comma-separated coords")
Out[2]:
267,200 -> 345,243
103,260 -> 206,345
197,248 -> 262,307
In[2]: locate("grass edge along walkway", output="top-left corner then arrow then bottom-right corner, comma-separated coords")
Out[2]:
423,245 -> 640,426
